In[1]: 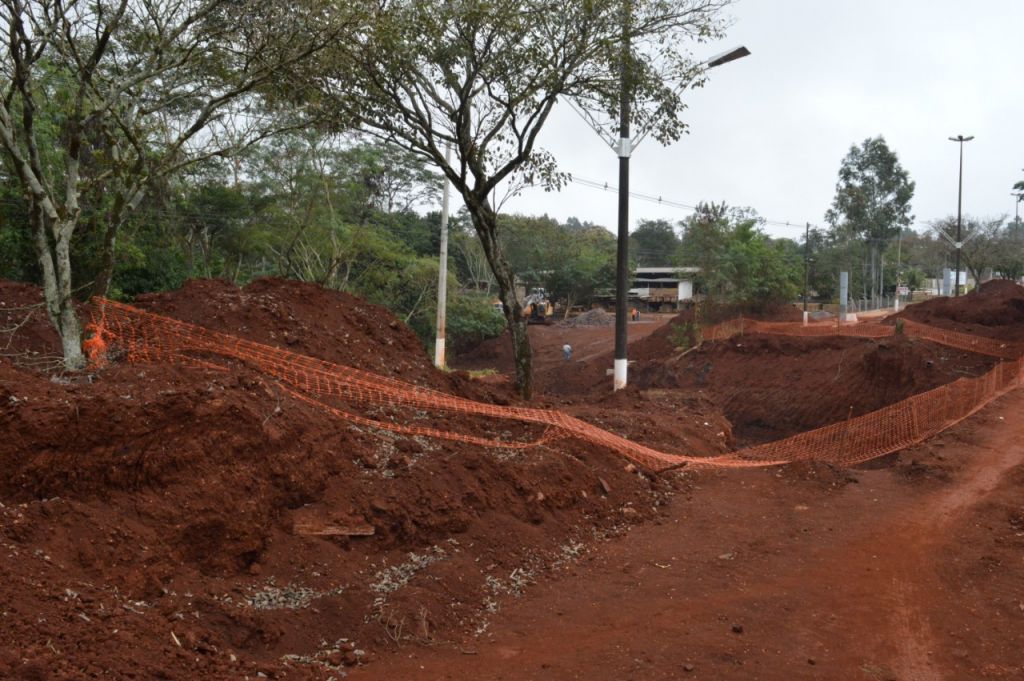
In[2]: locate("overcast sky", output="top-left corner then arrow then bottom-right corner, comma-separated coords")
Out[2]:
499,0 -> 1024,241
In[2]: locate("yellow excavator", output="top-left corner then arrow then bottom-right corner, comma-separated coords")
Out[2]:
522,288 -> 554,325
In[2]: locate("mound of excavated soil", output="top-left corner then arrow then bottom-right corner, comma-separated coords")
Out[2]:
559,308 -> 614,328
895,279 -> 1024,342
634,333 -> 996,445
0,278 -> 730,680
0,280 -> 65,366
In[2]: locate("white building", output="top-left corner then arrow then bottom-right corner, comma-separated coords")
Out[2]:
629,267 -> 699,309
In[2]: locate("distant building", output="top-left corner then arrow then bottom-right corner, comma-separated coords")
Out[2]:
629,267 -> 699,310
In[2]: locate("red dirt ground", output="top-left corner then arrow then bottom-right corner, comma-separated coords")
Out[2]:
467,305 -> 996,447
0,279 -> 728,680
3,280 -> 1022,680
894,279 -> 1024,342
358,389 -> 1024,681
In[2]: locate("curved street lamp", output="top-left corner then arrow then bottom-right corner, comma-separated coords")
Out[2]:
948,134 -> 974,296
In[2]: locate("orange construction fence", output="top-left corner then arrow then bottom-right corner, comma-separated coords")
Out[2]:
84,299 -> 1023,472
702,317 -> 1023,359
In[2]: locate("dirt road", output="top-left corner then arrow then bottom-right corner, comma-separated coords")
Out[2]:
451,315 -> 676,378
358,388 -> 1024,680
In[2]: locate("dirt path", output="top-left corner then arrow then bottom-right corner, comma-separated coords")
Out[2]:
451,315 -> 675,377
357,389 -> 1024,681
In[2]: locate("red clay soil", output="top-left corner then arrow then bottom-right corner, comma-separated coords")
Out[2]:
0,278 -> 728,680
522,311 -> 995,445
356,388 -> 1024,681
633,333 -> 996,445
895,278 -> 1024,342
4,280 -> 1022,681
451,313 -> 676,379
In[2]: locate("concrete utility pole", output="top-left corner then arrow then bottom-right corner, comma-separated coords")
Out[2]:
802,222 -> 810,325
434,143 -> 452,368
894,226 -> 903,312
948,134 -> 974,296
839,271 -> 848,323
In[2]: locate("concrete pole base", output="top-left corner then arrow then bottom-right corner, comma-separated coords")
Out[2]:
434,337 -> 445,369
613,358 -> 628,391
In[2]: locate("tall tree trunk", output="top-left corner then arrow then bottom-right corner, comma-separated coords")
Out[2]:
32,213 -> 86,370
465,198 -> 532,400
92,186 -> 142,298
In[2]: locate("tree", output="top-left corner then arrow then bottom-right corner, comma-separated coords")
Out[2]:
0,0 -> 345,368
630,219 -> 680,266
543,224 -> 616,315
931,216 -> 1021,286
679,202 -> 799,312
317,0 -> 732,399
825,136 -> 915,306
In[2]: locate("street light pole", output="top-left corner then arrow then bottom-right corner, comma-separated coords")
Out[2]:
802,222 -> 810,313
613,1 -> 632,391
611,36 -> 750,390
434,143 -> 452,368
948,134 -> 974,296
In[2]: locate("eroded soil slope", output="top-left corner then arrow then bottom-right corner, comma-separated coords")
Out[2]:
895,279 -> 1024,342
1,279 -> 729,680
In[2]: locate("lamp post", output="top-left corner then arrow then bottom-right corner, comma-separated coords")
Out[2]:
802,222 -> 810,322
434,143 -> 452,368
1013,192 -> 1023,233
611,41 -> 750,390
948,134 -> 974,296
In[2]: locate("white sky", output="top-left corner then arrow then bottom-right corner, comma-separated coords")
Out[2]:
499,0 -> 1024,240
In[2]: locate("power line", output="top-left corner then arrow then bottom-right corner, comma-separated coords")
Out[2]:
566,173 -> 818,232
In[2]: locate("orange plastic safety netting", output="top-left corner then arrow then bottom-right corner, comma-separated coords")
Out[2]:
83,299 -> 1023,472
702,317 -> 1024,359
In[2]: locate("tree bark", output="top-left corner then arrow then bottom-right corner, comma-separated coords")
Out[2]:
464,196 -> 532,400
31,214 -> 86,370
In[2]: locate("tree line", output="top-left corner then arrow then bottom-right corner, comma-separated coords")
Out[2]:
2,1 -> 1020,399
1,0 -> 741,398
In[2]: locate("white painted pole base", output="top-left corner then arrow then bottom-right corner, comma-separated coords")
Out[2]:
613,358 -> 628,391
434,337 -> 445,369
802,310 -> 809,326
894,298 -> 900,313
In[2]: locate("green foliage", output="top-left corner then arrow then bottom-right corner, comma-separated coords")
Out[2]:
499,213 -> 616,312
445,294 -> 507,353
0,189 -> 36,282
669,320 -> 701,351
826,137 -> 915,241
310,0 -> 734,399
824,137 -> 915,303
680,203 -> 800,312
630,219 -> 681,267
903,267 -> 926,290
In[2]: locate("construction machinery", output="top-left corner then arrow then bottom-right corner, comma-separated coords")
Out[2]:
522,288 -> 554,324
